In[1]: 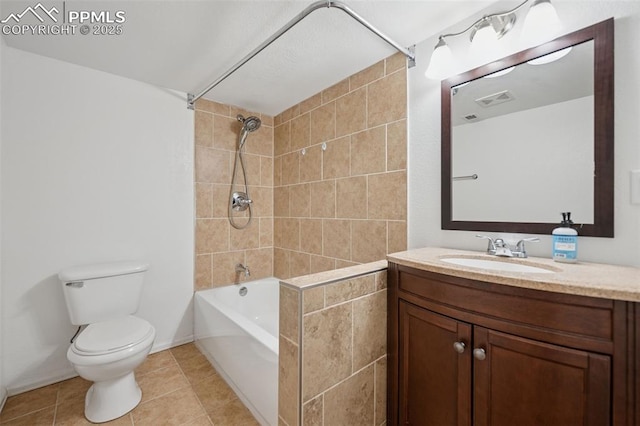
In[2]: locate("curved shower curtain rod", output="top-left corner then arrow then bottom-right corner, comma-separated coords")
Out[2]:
187,0 -> 416,109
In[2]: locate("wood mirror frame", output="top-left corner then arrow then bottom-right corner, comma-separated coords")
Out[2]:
441,18 -> 614,237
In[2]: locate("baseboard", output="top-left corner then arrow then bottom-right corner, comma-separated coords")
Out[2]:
0,387 -> 7,413
150,334 -> 194,354
5,336 -> 195,397
6,369 -> 77,397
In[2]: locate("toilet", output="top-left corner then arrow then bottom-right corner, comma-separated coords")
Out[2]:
59,261 -> 156,423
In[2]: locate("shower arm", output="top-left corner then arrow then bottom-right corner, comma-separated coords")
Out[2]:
187,0 -> 416,109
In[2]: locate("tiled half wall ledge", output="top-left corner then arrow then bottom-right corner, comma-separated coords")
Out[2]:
278,260 -> 388,426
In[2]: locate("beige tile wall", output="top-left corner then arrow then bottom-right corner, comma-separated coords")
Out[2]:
194,100 -> 275,289
278,270 -> 388,426
273,53 -> 408,279
194,52 -> 408,290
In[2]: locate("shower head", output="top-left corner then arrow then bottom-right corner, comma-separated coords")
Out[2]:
237,115 -> 262,148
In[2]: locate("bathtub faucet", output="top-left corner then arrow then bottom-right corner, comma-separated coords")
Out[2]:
235,263 -> 250,278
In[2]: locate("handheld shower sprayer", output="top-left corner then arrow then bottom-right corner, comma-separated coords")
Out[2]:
236,114 -> 262,149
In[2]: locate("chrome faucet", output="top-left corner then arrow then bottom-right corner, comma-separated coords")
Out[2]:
476,235 -> 539,258
235,263 -> 250,277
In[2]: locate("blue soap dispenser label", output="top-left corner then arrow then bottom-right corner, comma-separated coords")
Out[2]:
552,212 -> 578,263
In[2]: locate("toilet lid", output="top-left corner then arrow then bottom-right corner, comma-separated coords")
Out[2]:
74,315 -> 154,354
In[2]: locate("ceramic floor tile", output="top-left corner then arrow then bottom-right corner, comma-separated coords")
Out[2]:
0,406 -> 55,425
136,350 -> 178,376
131,388 -> 207,426
137,364 -> 191,403
1,345 -> 258,426
0,383 -> 58,423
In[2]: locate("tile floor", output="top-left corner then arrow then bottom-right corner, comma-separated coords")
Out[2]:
0,343 -> 260,425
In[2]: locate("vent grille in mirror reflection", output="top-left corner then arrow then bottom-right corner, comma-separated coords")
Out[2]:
475,90 -> 515,108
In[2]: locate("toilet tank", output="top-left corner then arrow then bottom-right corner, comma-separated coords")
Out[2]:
59,261 -> 149,325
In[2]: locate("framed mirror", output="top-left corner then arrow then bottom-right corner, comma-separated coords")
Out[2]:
441,19 -> 614,237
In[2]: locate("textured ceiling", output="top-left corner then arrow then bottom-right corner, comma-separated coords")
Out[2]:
1,1 -> 491,115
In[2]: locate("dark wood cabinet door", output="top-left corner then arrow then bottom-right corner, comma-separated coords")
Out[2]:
398,300 -> 472,426
473,327 -> 611,426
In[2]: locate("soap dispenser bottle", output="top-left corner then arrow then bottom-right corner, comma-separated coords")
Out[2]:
552,212 -> 578,263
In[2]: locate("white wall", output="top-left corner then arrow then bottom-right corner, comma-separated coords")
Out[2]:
408,1 -> 640,267
1,47 -> 194,393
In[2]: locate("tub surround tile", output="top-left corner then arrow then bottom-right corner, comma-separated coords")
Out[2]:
367,171 -> 407,221
325,274 -> 375,307
212,251 -> 245,287
195,146 -> 232,184
213,114 -> 240,151
195,99 -> 229,116
310,102 -> 336,145
350,61 -> 385,90
195,183 -> 213,218
291,113 -> 311,152
195,254 -> 213,290
246,248 -> 274,280
281,260 -> 387,290
260,156 -> 274,187
375,270 -> 387,291
302,395 -> 323,426
322,219 -> 350,260
300,93 -> 322,115
229,221 -> 260,251
260,218 -> 274,248
300,219 -> 323,256
299,145 -> 322,183
274,248 -> 290,280
309,255 -> 335,275
275,122 -> 291,156
303,286 -> 325,314
322,78 -> 349,104
302,303 -> 352,401
387,220 -> 407,255
336,87 -> 366,138
309,181 -> 336,218
279,336 -> 300,426
375,357 -> 387,425
350,126 -> 386,176
195,219 -> 230,254
335,176 -> 367,219
385,52 -> 406,74
289,184 -> 311,218
282,152 -> 301,185
322,364 -> 375,426
353,291 -> 387,371
386,120 -> 407,171
367,69 -> 407,127
290,251 -> 311,278
195,111 -> 214,147
351,220 -> 387,264
322,136 -> 350,180
274,186 -> 290,218
280,285 -> 300,343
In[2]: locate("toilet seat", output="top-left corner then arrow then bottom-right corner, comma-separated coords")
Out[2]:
72,315 -> 154,356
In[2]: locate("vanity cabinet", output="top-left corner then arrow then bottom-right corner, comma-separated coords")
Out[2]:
387,263 -> 638,426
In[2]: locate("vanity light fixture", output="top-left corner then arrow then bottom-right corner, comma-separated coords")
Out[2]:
424,0 -> 562,80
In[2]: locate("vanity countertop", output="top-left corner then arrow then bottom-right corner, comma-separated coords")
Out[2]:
388,247 -> 640,302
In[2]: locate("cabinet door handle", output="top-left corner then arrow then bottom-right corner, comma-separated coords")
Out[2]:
453,341 -> 466,353
473,348 -> 486,361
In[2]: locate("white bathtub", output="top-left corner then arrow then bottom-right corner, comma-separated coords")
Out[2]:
194,277 -> 279,426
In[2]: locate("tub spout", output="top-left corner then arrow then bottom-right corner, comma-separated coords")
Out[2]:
235,263 -> 250,278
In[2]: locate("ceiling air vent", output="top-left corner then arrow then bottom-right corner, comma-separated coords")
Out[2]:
463,114 -> 479,122
475,90 -> 515,108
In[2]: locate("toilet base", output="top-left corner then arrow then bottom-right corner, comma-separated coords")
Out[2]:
84,371 -> 142,423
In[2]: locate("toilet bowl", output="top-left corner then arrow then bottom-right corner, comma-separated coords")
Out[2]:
67,315 -> 156,423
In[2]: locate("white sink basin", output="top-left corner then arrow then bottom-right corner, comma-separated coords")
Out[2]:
441,257 -> 555,274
